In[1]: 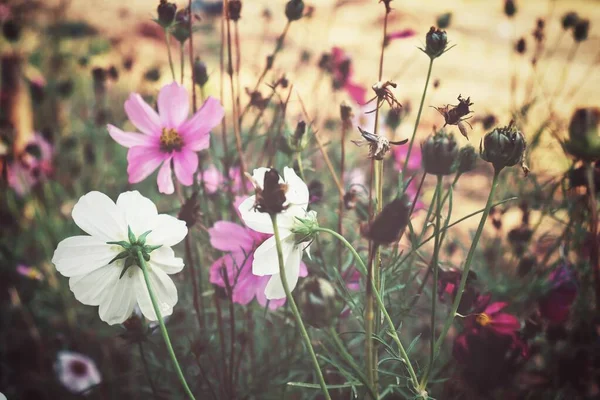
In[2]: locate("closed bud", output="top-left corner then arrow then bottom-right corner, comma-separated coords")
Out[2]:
193,58 -> 209,87
422,129 -> 459,176
515,37 -> 526,54
340,102 -> 353,123
564,108 -> 600,161
172,9 -> 191,43
296,277 -> 339,328
157,0 -> 177,27
504,0 -> 517,17
424,26 -> 448,59
561,12 -> 579,30
364,195 -> 411,245
573,19 -> 589,42
285,0 -> 304,21
457,145 -> 477,175
227,0 -> 242,21
436,12 -> 452,29
480,121 -> 528,173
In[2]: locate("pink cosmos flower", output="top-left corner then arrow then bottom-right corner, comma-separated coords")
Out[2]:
107,82 -> 224,194
465,294 -> 521,337
331,47 -> 367,105
208,221 -> 308,309
393,141 -> 422,172
386,29 -> 417,43
16,264 -> 44,281
198,165 -> 252,194
7,134 -> 54,196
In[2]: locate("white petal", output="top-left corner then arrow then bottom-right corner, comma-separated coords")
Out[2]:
146,214 -> 188,247
252,234 -> 294,276
53,236 -> 119,277
69,265 -> 120,306
277,204 -> 309,231
264,246 -> 302,300
134,267 -> 178,321
71,191 -> 127,241
283,167 -> 309,208
149,246 -> 184,274
116,191 -> 158,237
98,270 -> 137,325
238,196 -> 274,234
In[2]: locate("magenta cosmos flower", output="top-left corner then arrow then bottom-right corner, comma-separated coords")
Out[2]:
199,164 -> 252,194
208,220 -> 308,310
107,82 -> 224,194
465,294 -> 521,337
331,47 -> 367,105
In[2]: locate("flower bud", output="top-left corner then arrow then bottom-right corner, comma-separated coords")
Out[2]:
504,0 -> 516,17
480,122 -> 528,173
364,195 -> 411,245
296,277 -> 340,328
457,145 -> 477,175
564,108 -> 600,161
157,0 -> 177,28
172,9 -> 191,43
285,0 -> 304,21
193,58 -> 209,87
573,18 -> 589,42
436,12 -> 452,29
561,12 -> 579,30
227,0 -> 242,21
515,37 -> 526,54
423,26 -> 448,59
421,129 -> 459,176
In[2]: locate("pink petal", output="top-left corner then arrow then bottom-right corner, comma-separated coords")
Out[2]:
299,261 -> 308,277
173,149 -> 198,186
157,82 -> 190,129
232,272 -> 258,305
127,146 -> 166,183
345,81 -> 367,105
157,157 -> 175,194
209,221 -> 255,252
107,124 -> 152,148
178,97 -> 225,149
485,301 -> 509,315
255,276 -> 286,310
198,165 -> 224,194
124,93 -> 162,136
387,29 -> 417,41
490,313 -> 521,335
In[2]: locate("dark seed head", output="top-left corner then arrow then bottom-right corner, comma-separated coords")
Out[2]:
422,129 -> 459,176
285,0 -> 304,21
364,195 -> 411,245
424,26 -> 448,59
157,0 -> 177,27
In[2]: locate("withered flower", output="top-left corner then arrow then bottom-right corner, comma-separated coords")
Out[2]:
245,89 -> 269,111
573,18 -> 590,42
193,58 -> 209,87
515,38 -> 526,54
433,94 -> 474,139
252,168 -> 288,215
364,80 -> 402,114
504,0 -> 516,17
352,126 -> 407,160
364,195 -> 411,245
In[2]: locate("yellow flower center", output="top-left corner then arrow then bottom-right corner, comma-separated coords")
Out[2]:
159,128 -> 184,152
476,313 -> 492,326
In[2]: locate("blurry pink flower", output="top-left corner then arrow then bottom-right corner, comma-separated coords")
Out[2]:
386,29 -> 417,43
7,134 -> 54,196
16,264 -> 44,281
198,165 -> 252,194
0,4 -> 11,22
393,142 -> 422,172
209,221 -> 308,309
54,351 -> 102,394
331,47 -> 367,105
538,264 -> 578,324
107,82 -> 224,194
466,294 -> 521,337
403,177 -> 425,212
344,267 -> 361,291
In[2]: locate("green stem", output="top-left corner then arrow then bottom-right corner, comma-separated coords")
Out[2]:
180,42 -> 185,84
296,151 -> 306,181
418,169 -> 501,392
136,249 -> 195,400
314,227 -> 420,394
270,215 -> 331,400
428,175 -> 443,370
402,58 -> 434,173
164,30 -> 177,81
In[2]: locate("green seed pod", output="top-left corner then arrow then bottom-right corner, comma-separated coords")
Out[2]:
480,122 -> 528,173
422,129 -> 459,176
296,277 -> 340,328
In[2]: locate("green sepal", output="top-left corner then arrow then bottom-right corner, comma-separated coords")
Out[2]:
128,226 -> 136,244
137,230 -> 153,245
108,250 -> 129,265
119,257 -> 136,279
106,240 -> 131,249
144,244 -> 162,253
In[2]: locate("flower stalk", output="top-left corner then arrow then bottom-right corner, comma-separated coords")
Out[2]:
428,175 -> 444,371
270,214 -> 331,400
164,31 -> 177,81
135,249 -> 195,400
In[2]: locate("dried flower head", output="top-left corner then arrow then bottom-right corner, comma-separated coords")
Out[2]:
245,88 -> 269,110
421,128 -> 459,175
515,37 -> 526,54
437,12 -> 452,29
352,127 -> 407,160
363,195 -> 411,245
504,0 -> 517,17
480,121 -> 528,174
433,94 -> 474,139
193,58 -> 208,87
364,80 -> 402,114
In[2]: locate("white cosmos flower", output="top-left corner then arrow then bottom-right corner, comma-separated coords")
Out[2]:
54,350 -> 102,394
238,167 -> 315,300
52,190 -> 187,325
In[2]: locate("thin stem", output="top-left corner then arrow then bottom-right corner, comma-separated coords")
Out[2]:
138,341 -> 159,400
314,227 -> 420,394
552,42 -> 580,102
184,235 -> 204,333
402,58 -> 434,172
338,118 -> 348,273
418,170 -> 501,391
428,175 -> 443,370
135,249 -> 195,400
164,31 -> 177,81
180,42 -> 185,84
270,214 -> 331,400
188,0 -> 197,111
296,151 -> 306,181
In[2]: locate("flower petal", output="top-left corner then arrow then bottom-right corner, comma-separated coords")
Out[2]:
98,271 -> 137,325
69,265 -> 120,305
116,191 -> 158,236
71,192 -> 127,241
147,214 -> 188,247
252,235 -> 295,276
178,96 -> 224,139
238,196 -> 274,234
157,158 -> 175,194
198,165 -> 223,194
149,246 -> 184,274
127,146 -> 166,184
134,267 -> 178,321
255,277 -> 286,310
486,301 -> 509,315
283,166 -> 309,207
490,313 -> 521,335
157,82 -> 189,129
124,93 -> 162,136
53,236 -> 120,277
209,221 -> 255,252
173,149 -> 198,186
264,246 -> 302,300
107,124 -> 151,148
